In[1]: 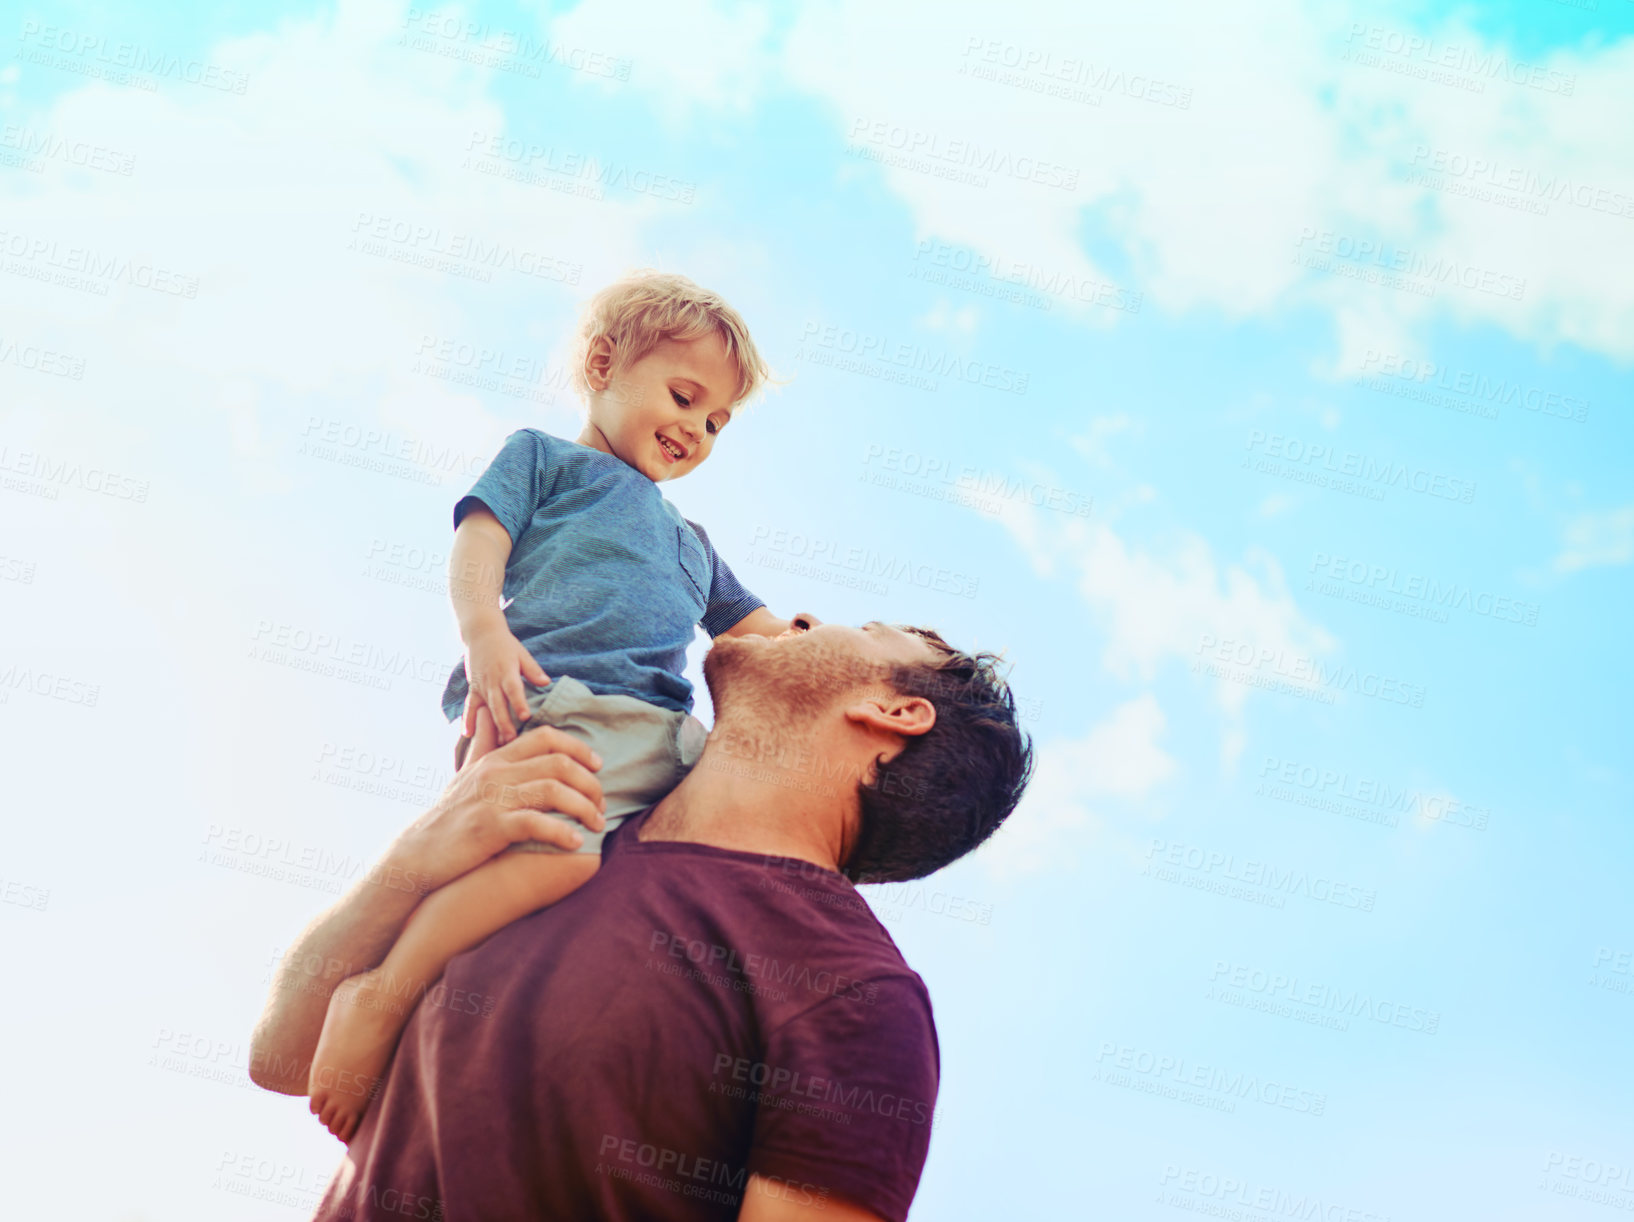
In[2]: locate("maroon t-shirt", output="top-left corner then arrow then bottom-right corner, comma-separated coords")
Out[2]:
312,811 -> 940,1222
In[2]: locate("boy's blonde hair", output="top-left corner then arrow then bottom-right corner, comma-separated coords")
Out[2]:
572,270 -> 771,408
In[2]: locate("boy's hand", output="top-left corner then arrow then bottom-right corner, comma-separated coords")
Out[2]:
393,706 -> 606,890
721,606 -> 797,640
462,623 -> 549,743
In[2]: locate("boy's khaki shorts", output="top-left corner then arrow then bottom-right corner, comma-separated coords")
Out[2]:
453,675 -> 707,855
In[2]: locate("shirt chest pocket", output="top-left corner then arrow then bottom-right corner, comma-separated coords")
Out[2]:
676,525 -> 711,607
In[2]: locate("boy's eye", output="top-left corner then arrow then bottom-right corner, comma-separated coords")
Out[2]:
706,420 -> 718,435
671,389 -> 691,408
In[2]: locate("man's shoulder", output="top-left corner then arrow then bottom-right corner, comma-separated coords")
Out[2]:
608,826 -> 933,1004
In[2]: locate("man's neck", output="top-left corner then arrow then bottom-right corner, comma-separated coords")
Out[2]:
639,724 -> 856,873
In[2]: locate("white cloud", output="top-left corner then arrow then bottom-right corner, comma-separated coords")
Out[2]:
1069,414 -> 1136,472
547,0 -> 777,117
919,299 -> 979,334
1555,505 -> 1634,574
995,469 -> 1335,774
573,0 -> 1634,363
982,693 -> 1175,878
0,0 -> 677,814
1009,511 -> 1333,693
1258,493 -> 1295,519
0,0 -> 670,474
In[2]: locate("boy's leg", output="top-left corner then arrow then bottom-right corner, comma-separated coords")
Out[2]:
307,850 -> 599,1142
456,676 -> 703,853
313,677 -> 693,1141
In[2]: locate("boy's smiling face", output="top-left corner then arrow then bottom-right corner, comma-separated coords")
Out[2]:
577,331 -> 739,482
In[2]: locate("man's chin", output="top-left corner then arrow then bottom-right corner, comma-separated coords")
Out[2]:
701,633 -> 752,698
702,631 -> 800,711
706,631 -> 842,726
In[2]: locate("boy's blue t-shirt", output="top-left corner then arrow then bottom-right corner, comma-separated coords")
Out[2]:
440,429 -> 763,719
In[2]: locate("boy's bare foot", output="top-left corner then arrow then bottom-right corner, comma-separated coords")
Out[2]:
307,968 -> 416,1143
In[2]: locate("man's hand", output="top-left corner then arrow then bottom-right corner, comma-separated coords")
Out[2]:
396,706 -> 603,890
248,707 -> 604,1095
461,623 -> 550,743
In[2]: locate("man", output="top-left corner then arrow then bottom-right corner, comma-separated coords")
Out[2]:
251,614 -> 1032,1220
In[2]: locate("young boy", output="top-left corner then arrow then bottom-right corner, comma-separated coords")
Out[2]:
307,272 -> 793,1141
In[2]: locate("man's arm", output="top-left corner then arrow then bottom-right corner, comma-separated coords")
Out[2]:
248,709 -> 606,1094
737,980 -> 939,1221
248,859 -> 426,1094
738,1177 -> 886,1222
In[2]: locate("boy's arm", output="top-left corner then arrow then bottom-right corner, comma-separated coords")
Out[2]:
449,505 -> 512,635
721,606 -> 793,639
450,506 -> 547,740
686,518 -> 782,643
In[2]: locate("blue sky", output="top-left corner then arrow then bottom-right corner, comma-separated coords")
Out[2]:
2,0 -> 1631,1219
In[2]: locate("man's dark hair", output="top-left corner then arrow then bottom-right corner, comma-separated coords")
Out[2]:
843,628 -> 1033,884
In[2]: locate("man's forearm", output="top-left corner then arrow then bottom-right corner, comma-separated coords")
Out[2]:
248,860 -> 428,1094
249,709 -> 609,1095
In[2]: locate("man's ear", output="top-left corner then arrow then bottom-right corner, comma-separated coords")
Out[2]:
584,334 -> 616,391
843,694 -> 935,740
